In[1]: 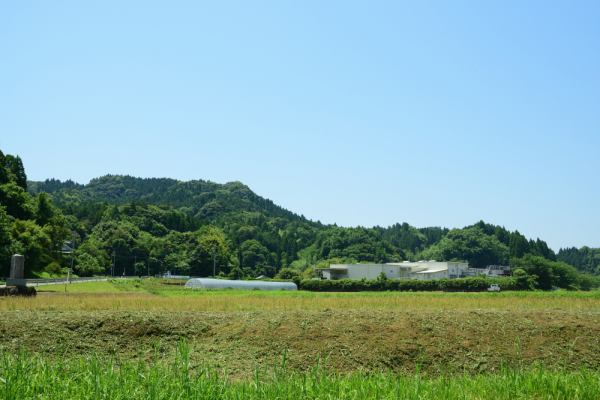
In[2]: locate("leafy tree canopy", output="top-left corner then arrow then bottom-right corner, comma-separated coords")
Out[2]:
0,148 -> 589,286
419,227 -> 509,268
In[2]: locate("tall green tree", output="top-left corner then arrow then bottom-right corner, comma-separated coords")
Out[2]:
239,239 -> 270,270
420,227 -> 509,268
557,246 -> 600,274
509,231 -> 529,259
512,254 -> 580,290
189,226 -> 229,276
36,192 -> 55,226
11,220 -> 53,273
0,182 -> 32,220
0,151 -> 9,185
0,207 -> 13,275
4,155 -> 27,190
74,253 -> 105,276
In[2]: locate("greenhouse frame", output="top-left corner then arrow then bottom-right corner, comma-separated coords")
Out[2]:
184,278 -> 298,291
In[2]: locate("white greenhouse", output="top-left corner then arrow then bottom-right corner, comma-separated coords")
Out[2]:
184,278 -> 297,291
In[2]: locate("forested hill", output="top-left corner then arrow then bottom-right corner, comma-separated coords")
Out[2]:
29,175 -> 308,225
26,175 -> 326,277
0,150 -> 593,284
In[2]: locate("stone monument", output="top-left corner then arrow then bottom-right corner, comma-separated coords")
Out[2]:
7,254 -> 26,286
0,254 -> 34,296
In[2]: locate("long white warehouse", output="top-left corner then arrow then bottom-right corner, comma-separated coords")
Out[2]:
317,261 -> 469,281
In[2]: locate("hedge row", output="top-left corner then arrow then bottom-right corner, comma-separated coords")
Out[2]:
299,276 -> 521,292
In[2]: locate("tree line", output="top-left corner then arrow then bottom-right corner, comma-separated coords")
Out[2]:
0,148 -> 597,289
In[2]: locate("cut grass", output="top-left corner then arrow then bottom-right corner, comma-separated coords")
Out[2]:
1,308 -> 599,377
9,291 -> 600,313
4,279 -> 600,386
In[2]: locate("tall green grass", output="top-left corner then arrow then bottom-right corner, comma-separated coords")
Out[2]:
1,343 -> 599,399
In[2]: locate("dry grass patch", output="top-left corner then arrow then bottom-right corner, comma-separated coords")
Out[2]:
3,281 -> 600,378
3,289 -> 600,312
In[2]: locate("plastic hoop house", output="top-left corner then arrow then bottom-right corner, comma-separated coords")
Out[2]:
184,278 -> 297,291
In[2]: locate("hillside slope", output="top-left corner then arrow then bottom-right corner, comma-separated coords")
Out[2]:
29,175 -> 307,224
25,173 -> 595,283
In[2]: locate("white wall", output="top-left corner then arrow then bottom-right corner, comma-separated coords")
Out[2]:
346,264 -> 387,280
414,270 -> 449,280
447,262 -> 469,277
325,261 -> 469,281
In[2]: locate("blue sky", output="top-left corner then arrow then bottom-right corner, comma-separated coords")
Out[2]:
1,1 -> 599,250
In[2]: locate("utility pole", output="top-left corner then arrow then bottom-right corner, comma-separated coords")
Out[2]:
212,246 -> 217,277
69,234 -> 75,283
112,250 -> 115,277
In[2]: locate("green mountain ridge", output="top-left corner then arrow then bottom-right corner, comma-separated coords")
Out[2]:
27,174 -> 598,275
29,175 -> 308,224
0,148 -> 597,286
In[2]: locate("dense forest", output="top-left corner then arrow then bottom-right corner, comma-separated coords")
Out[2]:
0,148 -> 597,288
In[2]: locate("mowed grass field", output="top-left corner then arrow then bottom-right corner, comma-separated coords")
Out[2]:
8,278 -> 600,311
1,279 -> 600,399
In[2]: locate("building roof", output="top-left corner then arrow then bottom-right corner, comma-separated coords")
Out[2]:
415,267 -> 448,274
317,265 -> 349,271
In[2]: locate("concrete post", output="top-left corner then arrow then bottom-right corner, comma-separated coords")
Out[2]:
7,254 -> 26,286
10,254 -> 24,279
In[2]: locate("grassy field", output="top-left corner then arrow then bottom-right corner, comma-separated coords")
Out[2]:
16,278 -> 600,312
1,279 -> 599,398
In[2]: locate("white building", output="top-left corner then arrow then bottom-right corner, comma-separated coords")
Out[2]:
467,265 -> 511,277
318,261 -> 469,281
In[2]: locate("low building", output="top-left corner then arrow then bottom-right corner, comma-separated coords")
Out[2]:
465,265 -> 511,277
482,265 -> 511,277
318,261 -> 469,281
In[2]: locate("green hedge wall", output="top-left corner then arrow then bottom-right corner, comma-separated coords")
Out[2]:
299,276 -> 520,292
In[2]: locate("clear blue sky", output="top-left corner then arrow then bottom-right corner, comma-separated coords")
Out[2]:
1,1 -> 599,251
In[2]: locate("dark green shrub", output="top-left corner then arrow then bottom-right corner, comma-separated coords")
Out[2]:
299,276 -> 519,292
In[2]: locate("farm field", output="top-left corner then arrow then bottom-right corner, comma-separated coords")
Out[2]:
1,279 -> 599,398
12,278 -> 600,312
